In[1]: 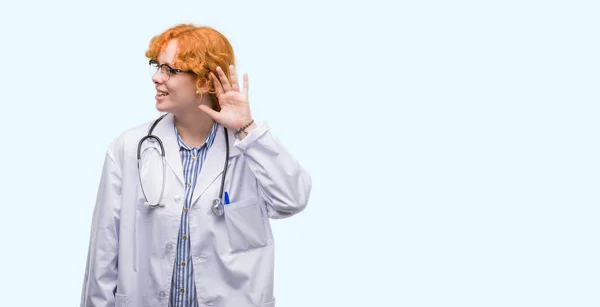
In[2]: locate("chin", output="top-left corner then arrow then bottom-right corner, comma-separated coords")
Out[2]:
155,100 -> 174,113
156,101 -> 190,117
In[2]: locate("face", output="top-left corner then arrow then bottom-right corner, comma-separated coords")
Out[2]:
151,39 -> 198,114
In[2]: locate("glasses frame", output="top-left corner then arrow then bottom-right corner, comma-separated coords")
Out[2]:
149,60 -> 195,81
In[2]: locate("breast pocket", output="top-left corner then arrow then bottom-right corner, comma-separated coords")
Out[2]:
223,196 -> 270,253
115,293 -> 131,307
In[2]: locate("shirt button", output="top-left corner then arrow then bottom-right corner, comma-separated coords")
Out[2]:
192,156 -> 197,161
183,209 -> 188,213
180,288 -> 185,294
181,261 -> 186,266
187,183 -> 192,188
183,235 -> 187,241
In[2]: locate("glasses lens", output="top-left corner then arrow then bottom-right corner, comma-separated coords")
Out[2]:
149,62 -> 169,81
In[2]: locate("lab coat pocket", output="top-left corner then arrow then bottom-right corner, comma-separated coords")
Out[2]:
223,196 -> 269,253
115,293 -> 130,307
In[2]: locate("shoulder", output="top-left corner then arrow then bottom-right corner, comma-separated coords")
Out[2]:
105,115 -> 165,165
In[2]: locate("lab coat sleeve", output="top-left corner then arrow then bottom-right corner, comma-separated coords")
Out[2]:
80,150 -> 122,307
234,122 -> 312,219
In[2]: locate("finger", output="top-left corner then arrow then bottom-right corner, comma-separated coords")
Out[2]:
198,104 -> 222,121
242,73 -> 249,98
210,72 -> 224,97
216,66 -> 231,91
229,65 -> 240,92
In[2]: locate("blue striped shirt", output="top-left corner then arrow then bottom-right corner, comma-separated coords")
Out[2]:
169,121 -> 219,307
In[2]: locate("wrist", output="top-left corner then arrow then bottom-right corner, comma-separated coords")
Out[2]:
234,119 -> 256,140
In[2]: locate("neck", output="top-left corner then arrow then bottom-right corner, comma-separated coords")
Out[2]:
173,108 -> 215,148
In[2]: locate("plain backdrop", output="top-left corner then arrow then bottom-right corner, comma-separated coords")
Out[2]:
0,0 -> 598,306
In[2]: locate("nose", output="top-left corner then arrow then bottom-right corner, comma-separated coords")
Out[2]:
152,70 -> 164,85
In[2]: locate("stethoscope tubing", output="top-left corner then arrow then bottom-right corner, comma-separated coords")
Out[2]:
137,114 -> 229,216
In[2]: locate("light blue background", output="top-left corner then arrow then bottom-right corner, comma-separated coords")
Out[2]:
0,0 -> 598,306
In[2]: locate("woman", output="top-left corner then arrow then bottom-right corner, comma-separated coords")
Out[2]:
80,24 -> 312,307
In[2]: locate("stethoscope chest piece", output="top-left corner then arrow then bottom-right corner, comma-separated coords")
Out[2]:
211,198 -> 224,216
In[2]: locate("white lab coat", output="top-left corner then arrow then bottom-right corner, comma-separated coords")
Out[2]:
80,113 -> 311,307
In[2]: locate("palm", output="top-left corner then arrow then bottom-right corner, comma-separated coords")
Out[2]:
216,91 -> 250,129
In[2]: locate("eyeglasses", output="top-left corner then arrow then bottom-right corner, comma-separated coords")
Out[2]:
149,60 -> 194,81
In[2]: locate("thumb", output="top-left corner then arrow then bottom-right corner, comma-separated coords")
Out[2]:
198,105 -> 221,121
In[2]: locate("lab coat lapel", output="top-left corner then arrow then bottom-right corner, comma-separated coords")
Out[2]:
152,113 -> 185,187
191,126 -> 239,207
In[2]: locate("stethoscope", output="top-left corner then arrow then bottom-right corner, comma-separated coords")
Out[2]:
137,113 -> 230,216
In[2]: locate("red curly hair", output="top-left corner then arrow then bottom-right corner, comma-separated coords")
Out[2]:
145,24 -> 236,110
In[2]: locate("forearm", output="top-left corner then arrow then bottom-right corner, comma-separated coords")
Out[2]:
235,122 -> 312,218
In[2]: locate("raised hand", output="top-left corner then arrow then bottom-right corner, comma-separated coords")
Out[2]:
199,65 -> 253,132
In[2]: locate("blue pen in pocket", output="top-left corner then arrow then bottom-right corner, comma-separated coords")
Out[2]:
224,191 -> 230,205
